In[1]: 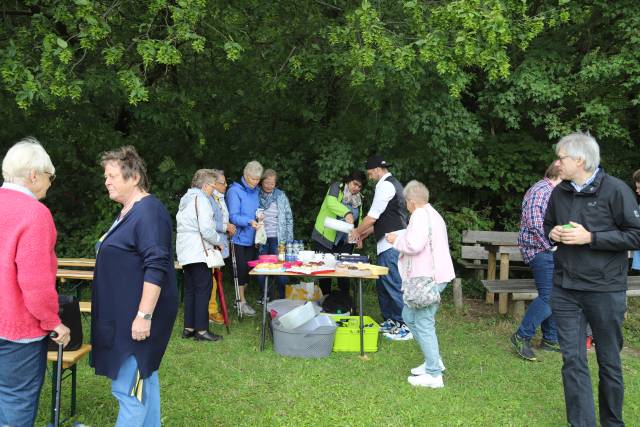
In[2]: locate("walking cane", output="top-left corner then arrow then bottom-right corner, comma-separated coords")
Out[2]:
49,332 -> 63,427
214,268 -> 230,334
230,242 -> 243,320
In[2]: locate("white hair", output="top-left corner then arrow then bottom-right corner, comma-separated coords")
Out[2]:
556,132 -> 600,173
403,180 -> 429,204
2,137 -> 55,184
243,160 -> 264,179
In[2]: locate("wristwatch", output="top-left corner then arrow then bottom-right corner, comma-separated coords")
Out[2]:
137,311 -> 153,320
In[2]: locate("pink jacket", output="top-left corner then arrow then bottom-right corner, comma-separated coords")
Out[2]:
0,188 -> 60,340
393,204 -> 455,284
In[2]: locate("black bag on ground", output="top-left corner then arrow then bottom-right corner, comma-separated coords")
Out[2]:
321,291 -> 353,315
47,295 -> 83,351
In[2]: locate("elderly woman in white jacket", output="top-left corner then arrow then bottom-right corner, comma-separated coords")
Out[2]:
176,169 -> 224,342
386,180 -> 455,389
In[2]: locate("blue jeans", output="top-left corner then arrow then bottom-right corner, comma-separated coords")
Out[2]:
517,251 -> 557,342
551,286 -> 626,427
112,355 -> 161,427
402,283 -> 447,376
0,338 -> 47,427
376,248 -> 404,323
258,237 -> 287,299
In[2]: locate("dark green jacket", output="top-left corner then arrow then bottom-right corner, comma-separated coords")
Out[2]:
311,182 -> 363,249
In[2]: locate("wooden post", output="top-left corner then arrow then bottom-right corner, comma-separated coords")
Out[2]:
486,250 -> 496,304
452,278 -> 463,310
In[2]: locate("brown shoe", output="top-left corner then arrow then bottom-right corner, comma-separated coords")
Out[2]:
209,312 -> 224,325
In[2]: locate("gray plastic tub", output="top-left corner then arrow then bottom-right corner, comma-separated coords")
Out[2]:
271,315 -> 337,358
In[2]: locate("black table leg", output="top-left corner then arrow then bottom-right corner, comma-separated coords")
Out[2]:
260,276 -> 269,351
359,278 -> 364,357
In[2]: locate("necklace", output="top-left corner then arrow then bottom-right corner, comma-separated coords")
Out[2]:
119,191 -> 148,219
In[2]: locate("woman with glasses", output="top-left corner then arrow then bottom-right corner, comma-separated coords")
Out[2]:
176,169 -> 224,342
311,170 -> 366,295
206,169 -> 236,325
0,138 -> 71,427
257,169 -> 294,301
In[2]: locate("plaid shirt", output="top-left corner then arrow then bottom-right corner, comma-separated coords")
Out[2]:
518,177 -> 555,264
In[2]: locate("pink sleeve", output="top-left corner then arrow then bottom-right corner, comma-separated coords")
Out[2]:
394,210 -> 429,255
15,206 -> 61,331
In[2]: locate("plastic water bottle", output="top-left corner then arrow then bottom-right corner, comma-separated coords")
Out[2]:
286,241 -> 293,262
278,242 -> 285,261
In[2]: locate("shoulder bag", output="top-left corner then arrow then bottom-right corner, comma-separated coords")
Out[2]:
195,196 -> 225,268
401,208 -> 441,309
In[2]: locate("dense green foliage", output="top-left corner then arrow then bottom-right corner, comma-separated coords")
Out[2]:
1,1 -> 639,260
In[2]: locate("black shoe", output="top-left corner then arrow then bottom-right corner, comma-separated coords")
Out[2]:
182,328 -> 195,338
510,333 -> 536,361
194,331 -> 223,342
539,339 -> 561,352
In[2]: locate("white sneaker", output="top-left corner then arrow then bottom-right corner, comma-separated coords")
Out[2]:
411,360 -> 446,376
384,325 -> 413,341
239,302 -> 256,316
407,374 -> 444,388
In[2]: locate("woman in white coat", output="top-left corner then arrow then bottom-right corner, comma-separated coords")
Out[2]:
176,169 -> 223,342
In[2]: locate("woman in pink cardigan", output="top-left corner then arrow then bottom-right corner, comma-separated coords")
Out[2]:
386,180 -> 455,389
0,138 -> 70,427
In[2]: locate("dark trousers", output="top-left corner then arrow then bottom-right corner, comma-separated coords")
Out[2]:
551,286 -> 627,427
313,240 -> 353,295
183,262 -> 213,331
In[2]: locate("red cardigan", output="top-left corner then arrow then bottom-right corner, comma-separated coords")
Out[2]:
0,188 -> 60,340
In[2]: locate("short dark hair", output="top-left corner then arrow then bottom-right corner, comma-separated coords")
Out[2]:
100,145 -> 150,191
343,170 -> 366,187
633,169 -> 640,183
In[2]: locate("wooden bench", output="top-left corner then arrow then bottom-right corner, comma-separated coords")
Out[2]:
482,276 -> 640,316
47,344 -> 92,424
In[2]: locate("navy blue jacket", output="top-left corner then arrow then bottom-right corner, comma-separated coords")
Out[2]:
227,176 -> 260,247
91,195 -> 178,379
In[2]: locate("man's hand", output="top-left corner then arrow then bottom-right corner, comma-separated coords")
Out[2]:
356,240 -> 363,250
227,223 -> 236,236
385,232 -> 397,244
560,221 -> 592,245
549,225 -> 564,243
348,230 -> 360,244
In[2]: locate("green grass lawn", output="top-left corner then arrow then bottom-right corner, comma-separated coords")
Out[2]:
36,288 -> 640,426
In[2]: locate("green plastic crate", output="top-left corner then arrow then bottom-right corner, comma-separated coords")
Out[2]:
331,315 -> 380,352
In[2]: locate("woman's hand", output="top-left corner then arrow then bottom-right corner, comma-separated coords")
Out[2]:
250,220 -> 259,229
51,323 -> 71,346
131,317 -> 151,341
344,213 -> 354,224
385,232 -> 397,244
227,223 -> 236,236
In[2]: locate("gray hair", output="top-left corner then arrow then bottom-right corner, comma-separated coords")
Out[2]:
101,145 -> 150,191
243,160 -> 263,179
191,169 -> 216,189
2,137 -> 55,184
556,132 -> 600,173
403,180 -> 430,204
261,169 -> 277,181
208,169 -> 225,183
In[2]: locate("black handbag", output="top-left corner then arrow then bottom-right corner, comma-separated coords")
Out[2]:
47,295 -> 83,351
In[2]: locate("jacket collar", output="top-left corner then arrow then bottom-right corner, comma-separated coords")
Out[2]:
558,168 -> 605,195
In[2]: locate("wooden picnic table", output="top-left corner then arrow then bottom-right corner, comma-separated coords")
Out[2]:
57,269 -> 94,281
58,258 -> 183,270
249,268 -> 380,357
476,240 -> 520,310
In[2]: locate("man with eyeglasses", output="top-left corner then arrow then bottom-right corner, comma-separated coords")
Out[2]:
544,132 -> 640,427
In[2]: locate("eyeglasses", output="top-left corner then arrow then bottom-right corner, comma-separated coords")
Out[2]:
216,181 -> 227,186
44,172 -> 56,183
556,155 -> 572,162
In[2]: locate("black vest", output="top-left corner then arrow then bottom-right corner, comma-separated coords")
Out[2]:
373,175 -> 407,241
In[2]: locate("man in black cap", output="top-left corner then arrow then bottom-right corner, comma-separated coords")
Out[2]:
350,155 -> 410,340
